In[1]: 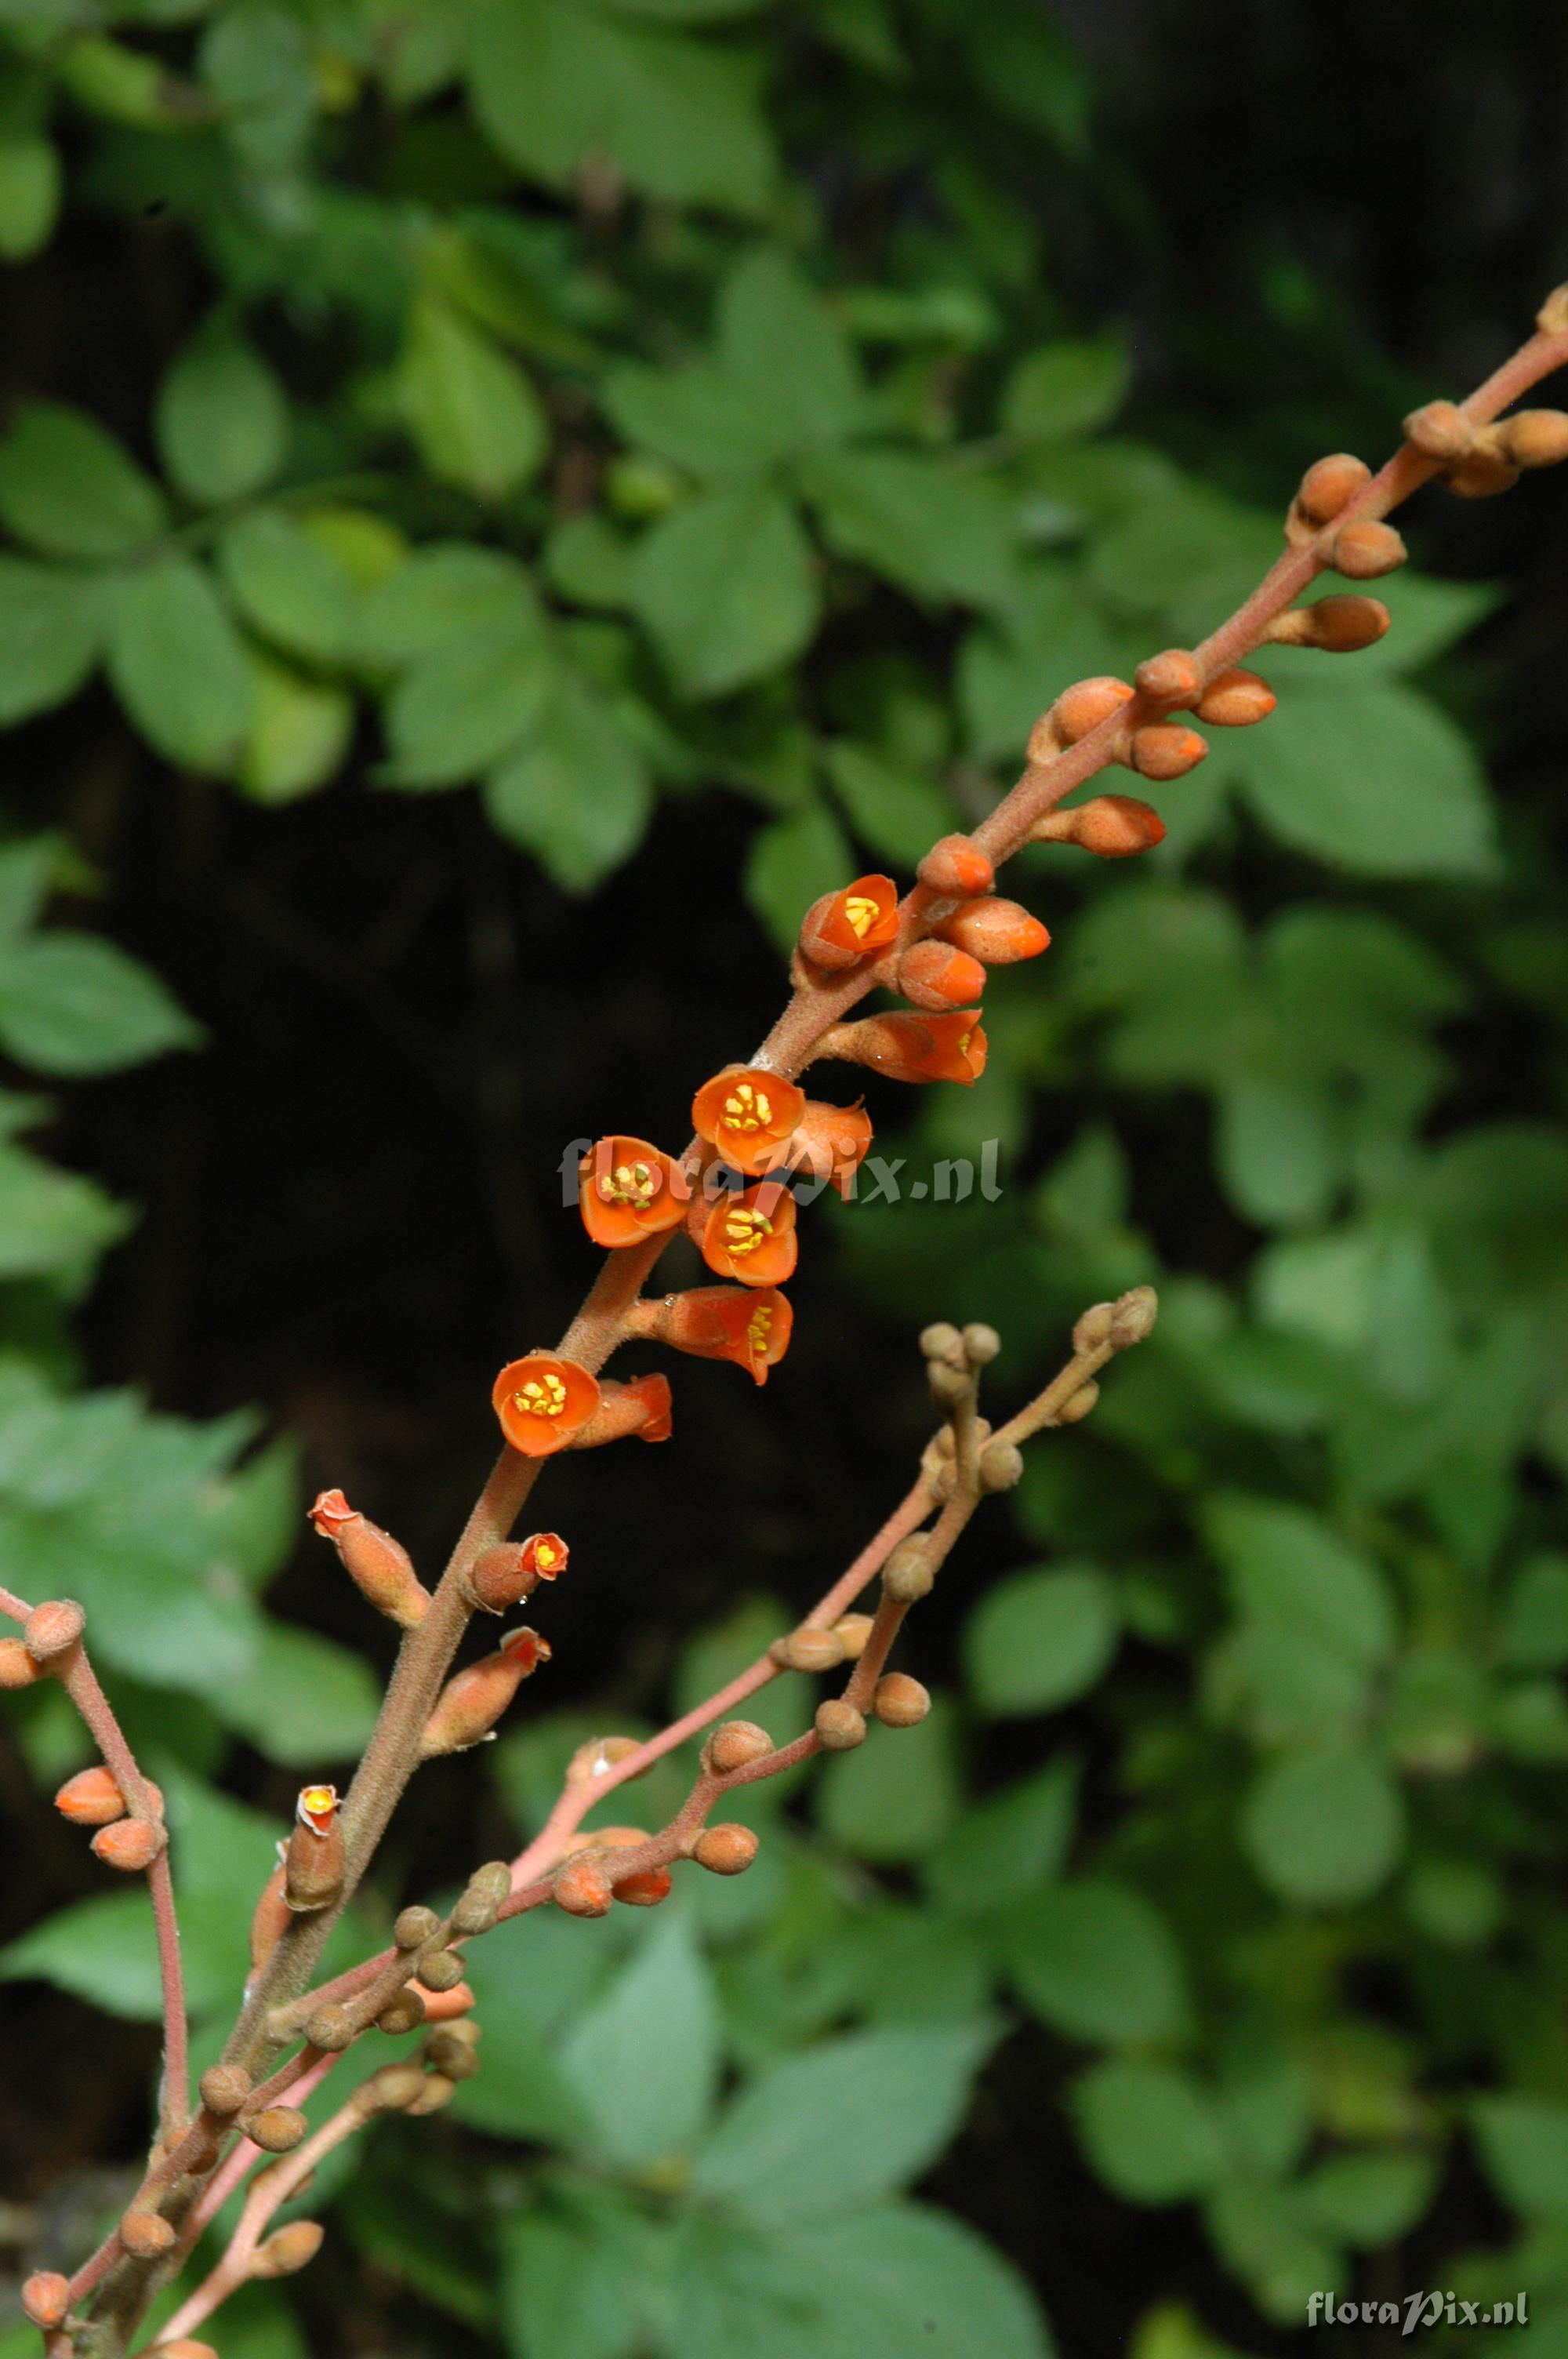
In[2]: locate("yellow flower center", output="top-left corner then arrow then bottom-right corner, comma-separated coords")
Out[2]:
956,1030 -> 971,1057
746,1303 -> 773,1357
514,1372 -> 568,1419
536,1540 -> 558,1569
723,1080 -> 773,1133
725,1206 -> 773,1256
600,1159 -> 657,1207
844,895 -> 880,938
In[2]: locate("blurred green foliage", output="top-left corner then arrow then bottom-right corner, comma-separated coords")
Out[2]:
0,2 -> 1566,2356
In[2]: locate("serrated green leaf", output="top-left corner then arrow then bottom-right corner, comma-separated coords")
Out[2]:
1240,684 -> 1497,878
0,933 -> 198,1074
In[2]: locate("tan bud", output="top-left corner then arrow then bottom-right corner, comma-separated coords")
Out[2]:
1501,409 -> 1568,468
419,1632 -> 550,1758
1330,519 -> 1406,577
1447,449 -> 1521,499
426,2030 -> 482,2079
247,2106 -> 308,2153
1073,1301 -> 1116,1353
21,2271 -> 71,2328
1268,592 -> 1391,652
694,1823 -> 758,1875
1134,649 -> 1201,706
416,1946 -> 465,1994
56,1765 -> 128,1826
120,2209 -> 176,2259
962,1321 -> 1001,1365
285,1798 -> 344,1915
465,1543 -> 535,1616
200,2063 -> 252,2117
252,2220 -> 324,2279
566,1734 -> 644,1785
1195,667 -> 1276,728
1055,1380 -> 1100,1425
771,1626 -> 846,1674
1537,284 -> 1568,333
815,1699 -> 867,1751
426,2016 -> 481,2056
884,1539 -> 935,1604
1403,400 -> 1472,460
1129,723 -> 1207,780
704,1720 -> 774,1775
394,1904 -> 441,1950
0,1636 -> 41,1688
1110,1284 -> 1160,1347
916,834 -> 994,897
553,1857 -> 613,1916
305,2004 -> 358,2052
24,1598 -> 85,1663
93,1816 -> 162,1872
374,1987 -> 426,2037
1035,793 -> 1166,858
405,2071 -> 457,2117
919,1320 -> 964,1362
927,1360 -> 970,1408
451,1860 -> 513,1935
873,1671 -> 931,1727
831,1612 -> 876,1659
1042,675 -> 1134,749
1296,452 -> 1370,522
978,1441 -> 1025,1492
361,2062 -> 426,2114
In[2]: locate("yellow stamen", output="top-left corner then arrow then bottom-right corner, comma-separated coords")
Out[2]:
724,1207 -> 773,1255
844,895 -> 880,938
515,1373 -> 568,1418
599,1159 -> 657,1207
537,1542 -> 558,1569
722,1080 -> 773,1134
746,1304 -> 773,1356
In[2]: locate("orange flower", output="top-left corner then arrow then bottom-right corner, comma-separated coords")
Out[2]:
894,940 -> 988,1009
820,1009 -> 988,1086
521,1532 -> 568,1580
643,1285 -> 794,1384
701,1181 -> 798,1287
296,1783 -> 339,1837
798,874 -> 899,970
691,1067 -> 806,1175
933,898 -> 1050,965
492,1354 -> 601,1456
572,1372 -> 673,1446
786,1100 -> 873,1198
578,1136 -> 691,1248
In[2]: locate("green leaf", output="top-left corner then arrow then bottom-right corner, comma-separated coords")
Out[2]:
1241,1743 -> 1406,1906
0,134 -> 60,261
717,245 -> 862,449
1301,2150 -> 1436,2246
0,1886 -> 164,2019
631,482 -> 818,698
0,558 -> 101,725
453,1921 -> 601,2145
816,1694 -> 961,1862
964,1563 -> 1120,1717
466,0 -> 774,214
499,2189 -> 662,2359
1002,336 -> 1130,442
1499,1554 -> 1568,1669
0,933 -> 198,1074
1203,1493 -> 1396,1669
824,742 -> 956,865
0,1141 -> 128,1277
384,616 -> 553,787
106,558 -> 253,772
1472,2095 -> 1568,2219
0,402 -> 167,559
691,2018 -> 996,2223
743,798 -> 855,954
561,1913 -> 720,2167
800,447 -> 1016,609
603,361 -> 808,478
209,1619 -> 381,1767
765,2202 -> 1054,2359
220,512 -> 358,664
1239,684 -> 1497,879
1215,1073 -> 1338,1230
155,332 -> 289,507
358,543 -> 541,669
485,672 -> 653,891
924,1757 -> 1078,1914
399,292 -> 548,500
239,653 -> 354,802
1003,1877 -> 1189,2043
1073,2059 -> 1228,2202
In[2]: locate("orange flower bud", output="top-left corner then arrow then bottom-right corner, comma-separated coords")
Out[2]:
895,939 -> 987,1009
158,2344 -> 220,2359
694,1823 -> 758,1875
771,1626 -> 845,1672
1265,593 -> 1390,652
247,2106 -> 308,2153
705,1720 -> 774,1774
701,1182 -> 798,1289
1034,794 -> 1165,858
416,1977 -> 477,2023
577,1135 -> 691,1247
1296,452 -> 1371,523
566,1733 -> 644,1784
252,2219 -> 324,2279
469,1529 -> 568,1612
1129,724 -> 1207,780
635,1285 -> 793,1384
873,1672 -> 931,1727
613,1865 -> 673,1906
831,1612 -> 875,1659
1035,675 -> 1134,753
1195,667 -> 1276,727
120,2209 -> 176,2259
21,2272 -> 69,2329
798,874 -> 899,969
933,897 -> 1050,966
200,2063 -> 252,2117
285,1786 -> 344,1914
815,1699 -> 867,1750
492,1354 -> 601,1456
786,1100 -> 873,1198
917,834 -> 993,896
818,1009 -> 987,1087
0,1637 -> 40,1688
1134,649 -> 1201,706
1330,519 -> 1406,578
553,1856 -> 613,1916
309,1491 -> 430,1630
419,1627 -> 551,1757
1403,400 -> 1472,460
571,1371 -> 673,1446
25,1598 -> 84,1663
250,1862 -> 291,1973
56,1765 -> 129,1826
1446,449 -> 1520,499
692,1067 -> 807,1175
93,1816 -> 163,1872
1501,409 -> 1568,467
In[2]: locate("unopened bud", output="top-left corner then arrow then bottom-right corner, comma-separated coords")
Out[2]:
1537,284 -> 1568,334
1035,794 -> 1165,858
1296,452 -> 1370,522
1195,667 -> 1276,728
1134,649 -> 1201,706
873,1672 -> 931,1728
465,1544 -> 535,1615
770,1624 -> 846,1673
933,899 -> 1049,967
1037,675 -> 1134,752
375,1987 -> 426,2036
553,1856 -> 613,1917
1447,449 -> 1521,499
305,2004 -> 357,2052
694,1823 -> 758,1875
895,939 -> 988,1011
920,1320 -> 966,1365
917,834 -> 993,897
361,2062 -> 426,2114
21,2271 -> 70,2328
120,2209 -> 176,2259
419,1629 -> 550,1758
1110,1285 -> 1159,1347
1330,519 -> 1406,578
252,2220 -> 324,2279
927,1360 -> 970,1408
1129,724 -> 1207,780
962,1321 -> 1001,1365
405,2071 -> 457,2117
426,2029 -> 482,2078
451,1860 -> 513,1934
56,1765 -> 129,1826
426,2016 -> 481,2058
566,1733 -> 645,1785
1055,1380 -> 1099,1425
247,2106 -> 308,2153
200,2063 -> 252,2117
93,1816 -> 162,1871
416,1946 -> 465,1994
158,2344 -> 220,2359
1500,409 -> 1568,467
884,1539 -> 935,1603
310,1490 -> 430,1630
978,1441 -> 1025,1492
417,1977 -> 475,2023
613,1866 -> 673,1906
1403,400 -> 1472,460
1073,1302 -> 1115,1353
704,1720 -> 774,1775
24,1599 -> 85,1663
832,1612 -> 876,1659
0,1637 -> 40,1687
395,1905 -> 440,1950
815,1699 -> 867,1750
